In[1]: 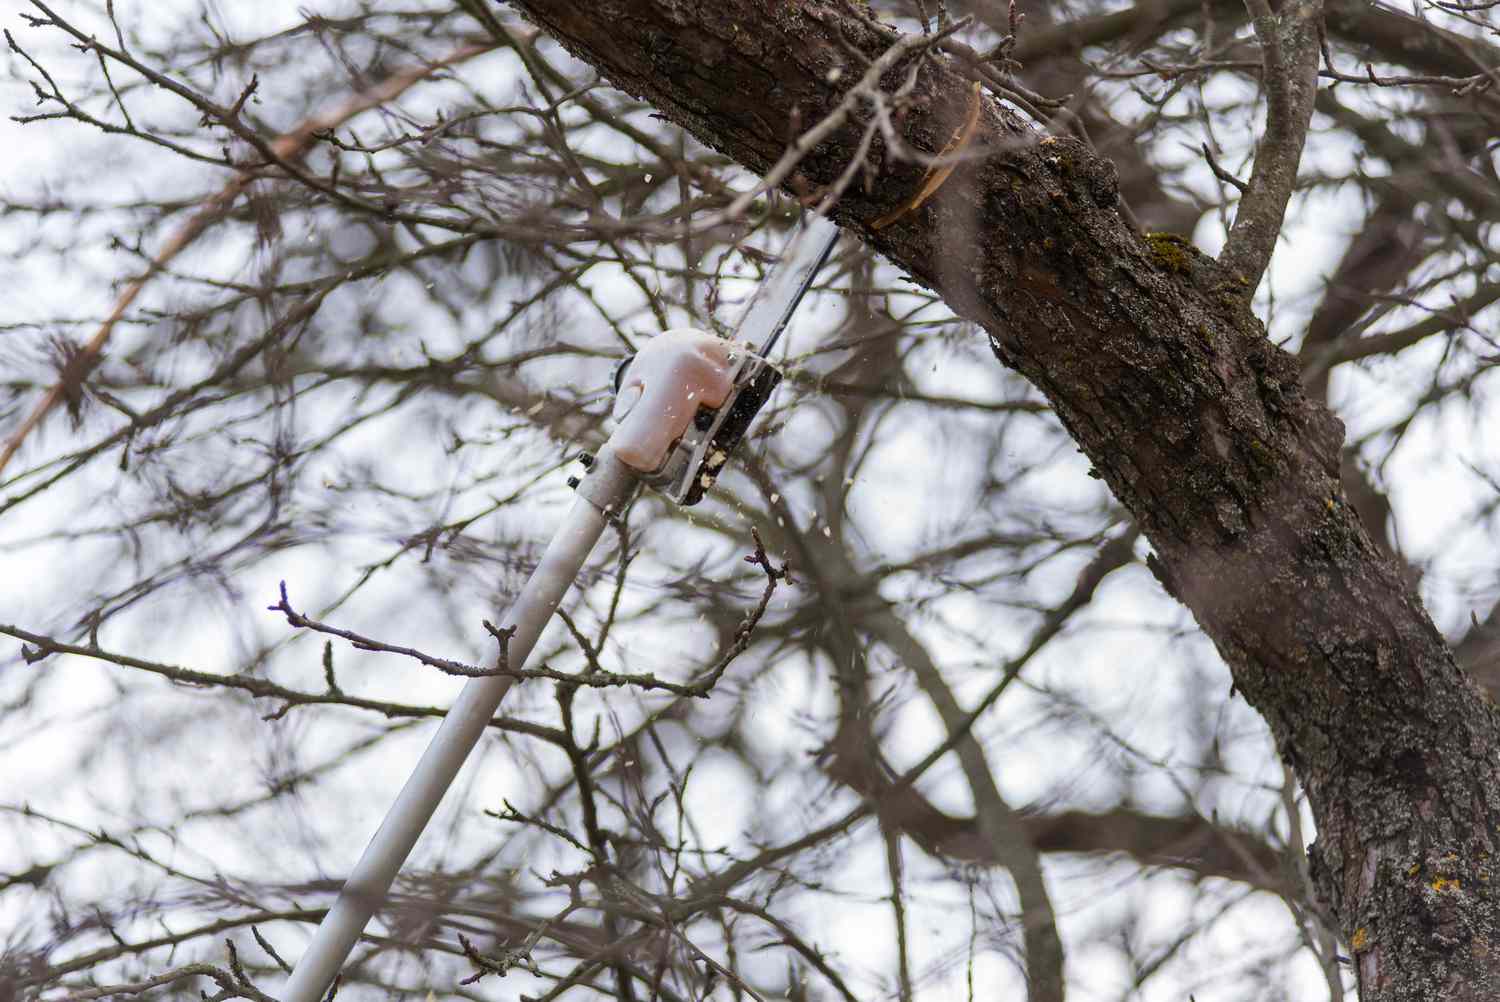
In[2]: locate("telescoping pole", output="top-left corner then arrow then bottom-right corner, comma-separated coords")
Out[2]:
281,211 -> 840,1002
280,452 -> 638,1002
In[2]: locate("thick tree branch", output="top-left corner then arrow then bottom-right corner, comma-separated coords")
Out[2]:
955,0 -> 1203,234
1457,603 -> 1500,699
1297,188 -> 1426,404
1306,282 -> 1500,372
865,598 -> 1067,1002
495,4 -> 1500,998
1007,0 -> 1500,104
1216,0 -> 1324,293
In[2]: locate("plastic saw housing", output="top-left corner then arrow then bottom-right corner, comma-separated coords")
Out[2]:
607,328 -> 781,506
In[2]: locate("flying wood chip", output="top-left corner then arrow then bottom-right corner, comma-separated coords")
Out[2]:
871,80 -> 984,231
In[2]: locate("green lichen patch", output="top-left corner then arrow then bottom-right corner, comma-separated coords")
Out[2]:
1145,231 -> 1196,276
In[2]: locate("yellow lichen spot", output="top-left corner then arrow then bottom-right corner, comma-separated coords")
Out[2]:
1145,232 -> 1195,276
1430,877 -> 1462,893
1351,927 -> 1370,952
1407,863 -> 1422,876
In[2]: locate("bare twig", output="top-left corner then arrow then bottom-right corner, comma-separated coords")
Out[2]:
269,532 -> 787,696
0,621 -> 565,739
1201,141 -> 1249,194
52,962 -> 276,1002
0,35 -> 493,474
269,581 -> 511,678
249,927 -> 292,975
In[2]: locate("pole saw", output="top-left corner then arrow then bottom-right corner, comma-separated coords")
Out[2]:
279,210 -> 840,1002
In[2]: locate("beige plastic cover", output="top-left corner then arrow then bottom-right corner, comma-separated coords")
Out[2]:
609,329 -> 738,473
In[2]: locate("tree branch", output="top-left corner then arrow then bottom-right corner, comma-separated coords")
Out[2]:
1216,0 -> 1324,293
494,4 -> 1500,996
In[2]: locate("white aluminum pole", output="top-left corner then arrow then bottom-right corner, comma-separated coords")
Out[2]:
281,456 -> 635,1002
279,213 -> 835,1002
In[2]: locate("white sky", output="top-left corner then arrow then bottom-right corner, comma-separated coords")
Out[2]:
3,3 -> 1497,1001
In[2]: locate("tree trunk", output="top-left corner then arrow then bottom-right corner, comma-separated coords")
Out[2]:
497,2 -> 1500,997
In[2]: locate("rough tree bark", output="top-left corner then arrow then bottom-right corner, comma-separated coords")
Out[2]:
496,2 -> 1500,999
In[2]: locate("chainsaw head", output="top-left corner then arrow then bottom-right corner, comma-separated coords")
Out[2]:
604,329 -> 781,506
